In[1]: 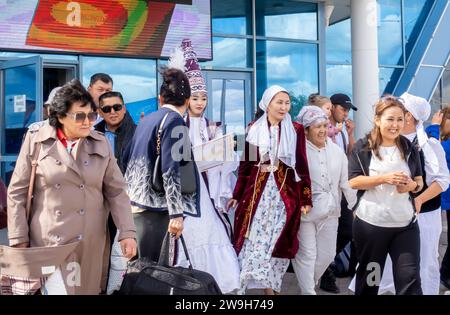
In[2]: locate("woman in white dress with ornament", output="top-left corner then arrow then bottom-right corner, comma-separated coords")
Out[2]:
169,39 -> 240,294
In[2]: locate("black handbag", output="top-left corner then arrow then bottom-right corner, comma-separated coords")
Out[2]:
152,112 -> 197,194
118,233 -> 222,295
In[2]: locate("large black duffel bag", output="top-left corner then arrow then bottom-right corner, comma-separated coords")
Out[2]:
118,233 -> 222,295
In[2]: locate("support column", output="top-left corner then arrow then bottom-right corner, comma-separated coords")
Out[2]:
351,0 -> 380,139
318,3 -> 334,95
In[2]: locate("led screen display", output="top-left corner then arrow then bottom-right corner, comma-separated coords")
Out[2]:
0,0 -> 211,59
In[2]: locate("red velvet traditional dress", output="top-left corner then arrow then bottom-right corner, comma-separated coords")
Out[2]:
232,120 -> 312,292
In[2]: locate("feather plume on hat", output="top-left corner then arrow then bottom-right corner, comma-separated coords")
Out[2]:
167,45 -> 186,72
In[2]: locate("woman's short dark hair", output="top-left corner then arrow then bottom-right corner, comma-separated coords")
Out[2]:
159,67 -> 191,106
48,79 -> 96,129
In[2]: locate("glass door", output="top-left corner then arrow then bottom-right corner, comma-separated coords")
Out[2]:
203,71 -> 252,153
0,55 -> 43,184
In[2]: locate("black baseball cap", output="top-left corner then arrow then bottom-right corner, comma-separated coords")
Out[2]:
330,93 -> 357,111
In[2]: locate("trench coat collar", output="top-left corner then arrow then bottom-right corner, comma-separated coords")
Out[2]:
34,124 -> 109,177
33,123 -> 57,143
34,123 -> 104,143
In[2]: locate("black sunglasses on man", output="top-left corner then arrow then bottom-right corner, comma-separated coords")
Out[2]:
100,104 -> 123,113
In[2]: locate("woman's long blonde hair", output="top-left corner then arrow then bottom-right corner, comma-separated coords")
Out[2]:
368,96 -> 407,160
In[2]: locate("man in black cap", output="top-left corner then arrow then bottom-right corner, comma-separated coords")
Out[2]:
319,93 -> 358,294
329,93 -> 357,155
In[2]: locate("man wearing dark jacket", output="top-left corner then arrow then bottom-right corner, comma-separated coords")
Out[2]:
95,91 -> 136,293
96,91 -> 136,174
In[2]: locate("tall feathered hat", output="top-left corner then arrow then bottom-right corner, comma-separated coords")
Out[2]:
167,39 -> 207,96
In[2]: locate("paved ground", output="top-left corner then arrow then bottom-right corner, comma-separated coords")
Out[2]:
1,213 -> 448,295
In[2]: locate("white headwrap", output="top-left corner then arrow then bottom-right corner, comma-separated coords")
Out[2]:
297,106 -> 329,128
246,85 -> 300,181
401,92 -> 439,173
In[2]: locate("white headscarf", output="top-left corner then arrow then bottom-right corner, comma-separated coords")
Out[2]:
401,92 -> 439,174
297,106 -> 329,128
246,85 -> 300,181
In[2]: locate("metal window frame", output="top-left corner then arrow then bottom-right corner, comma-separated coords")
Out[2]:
428,53 -> 450,106
401,0 -> 406,67
203,70 -> 253,129
392,0 -> 446,95
0,55 -> 43,180
210,0 -> 321,111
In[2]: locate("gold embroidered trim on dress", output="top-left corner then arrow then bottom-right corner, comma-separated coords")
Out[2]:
243,167 -> 266,238
277,163 -> 289,193
303,187 -> 311,199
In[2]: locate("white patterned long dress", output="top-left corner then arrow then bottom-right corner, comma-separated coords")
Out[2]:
238,173 -> 289,294
238,125 -> 289,294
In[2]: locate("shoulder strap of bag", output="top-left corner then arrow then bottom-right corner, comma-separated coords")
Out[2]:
26,142 -> 41,224
156,112 -> 171,156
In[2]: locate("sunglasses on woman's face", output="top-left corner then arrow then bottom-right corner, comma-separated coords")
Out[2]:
100,104 -> 123,113
67,111 -> 98,124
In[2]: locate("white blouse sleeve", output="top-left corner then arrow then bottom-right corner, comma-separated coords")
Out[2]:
207,128 -> 240,212
424,138 -> 450,191
339,150 -> 357,210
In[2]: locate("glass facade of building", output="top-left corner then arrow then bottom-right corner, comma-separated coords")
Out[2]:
326,0 -> 435,98
203,0 -> 320,117
431,61 -> 450,114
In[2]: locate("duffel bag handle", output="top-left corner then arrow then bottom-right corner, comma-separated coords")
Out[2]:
158,233 -> 193,269
178,235 -> 193,269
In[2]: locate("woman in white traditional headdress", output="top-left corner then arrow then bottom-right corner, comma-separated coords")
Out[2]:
376,93 -> 450,295
227,85 -> 312,295
293,106 -> 356,295
169,39 -> 240,294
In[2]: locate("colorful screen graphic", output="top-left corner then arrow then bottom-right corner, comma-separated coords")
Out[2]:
0,0 -> 211,59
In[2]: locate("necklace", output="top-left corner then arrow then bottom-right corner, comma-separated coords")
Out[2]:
382,146 -> 398,162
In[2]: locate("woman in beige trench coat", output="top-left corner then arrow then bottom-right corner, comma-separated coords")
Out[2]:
5,80 -> 136,294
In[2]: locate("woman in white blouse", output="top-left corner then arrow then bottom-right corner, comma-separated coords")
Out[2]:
348,96 -> 424,295
293,106 -> 356,294
378,93 -> 450,295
